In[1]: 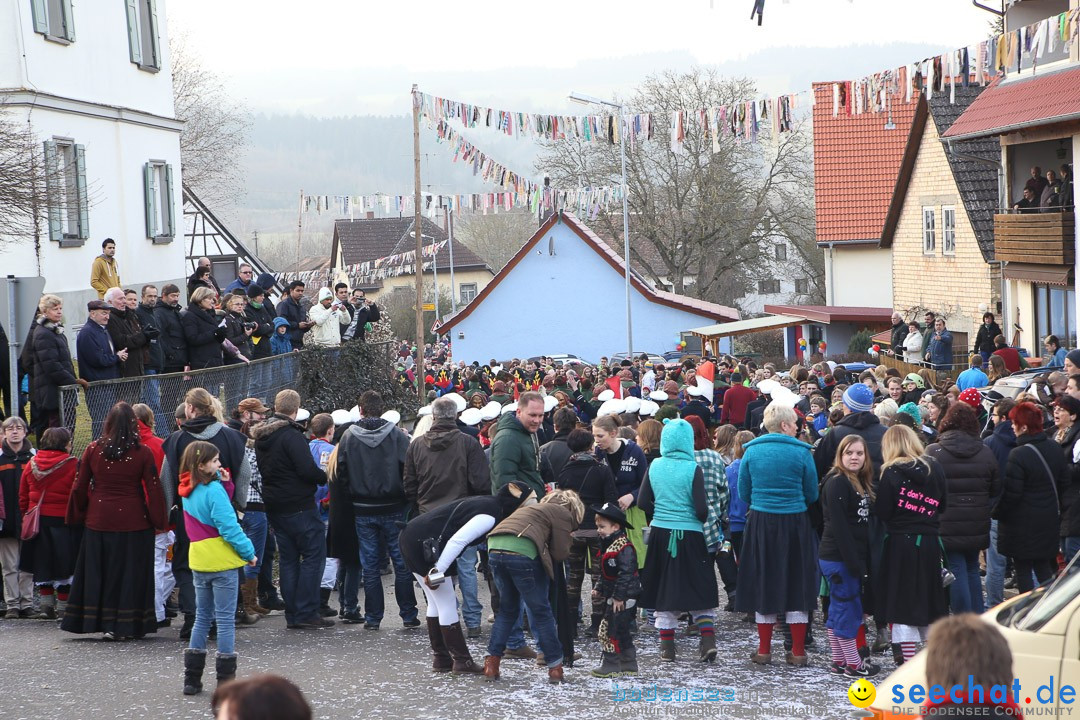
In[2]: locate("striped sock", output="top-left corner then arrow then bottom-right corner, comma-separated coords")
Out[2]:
38,586 -> 55,596
840,637 -> 861,667
696,618 -> 715,637
827,628 -> 844,665
901,642 -> 917,661
659,628 -> 675,642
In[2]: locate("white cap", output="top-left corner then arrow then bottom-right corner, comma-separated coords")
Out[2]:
695,376 -> 713,397
686,383 -> 703,397
598,389 -> 616,401
418,404 -> 433,417
597,399 -> 626,417
349,405 -> 361,422
381,409 -> 401,425
318,287 -> 333,302
501,403 -> 517,416
330,409 -> 352,426
638,399 -> 660,417
649,389 -> 669,402
459,407 -> 482,426
757,379 -> 780,396
444,392 -> 467,413
480,401 -> 502,421
295,408 -> 310,423
624,396 -> 642,414
768,388 -> 800,410
543,395 -> 559,413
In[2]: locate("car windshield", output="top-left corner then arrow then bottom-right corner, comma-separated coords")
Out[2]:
1018,554 -> 1080,631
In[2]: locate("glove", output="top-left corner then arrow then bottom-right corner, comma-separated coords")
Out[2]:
214,327 -> 227,341
143,326 -> 160,340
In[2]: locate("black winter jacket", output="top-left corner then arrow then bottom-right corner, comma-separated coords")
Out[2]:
997,432 -> 1064,559
889,321 -> 907,355
135,303 -> 163,372
539,432 -> 573,484
555,452 -> 618,531
973,322 -> 1003,355
926,430 -> 1001,552
813,411 -> 888,482
1057,424 -> 1080,538
818,472 -> 872,577
243,301 -> 274,359
252,415 -> 327,514
0,441 -> 34,538
23,319 -> 77,411
181,304 -> 225,369
337,418 -> 410,515
106,306 -> 149,377
153,300 -> 188,371
596,531 -> 641,601
875,458 -> 948,535
223,311 -> 252,362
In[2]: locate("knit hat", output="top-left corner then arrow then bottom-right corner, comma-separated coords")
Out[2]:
1068,349 -> 1080,369
958,388 -> 982,409
842,384 -> 874,413
246,285 -> 265,299
318,287 -> 333,302
897,402 -> 922,424
904,372 -> 926,389
730,372 -> 743,383
663,380 -> 680,395
492,381 -> 507,394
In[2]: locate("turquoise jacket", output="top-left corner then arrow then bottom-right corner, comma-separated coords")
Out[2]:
737,433 -> 818,514
648,418 -> 702,532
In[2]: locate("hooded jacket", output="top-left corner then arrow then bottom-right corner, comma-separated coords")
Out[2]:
153,299 -> 188,370
403,417 -> 490,514
19,449 -> 77,518
490,411 -> 544,499
0,441 -> 35,537
307,301 -> 348,348
983,420 -> 1017,477
337,418 -> 410,515
139,421 -> 165,471
874,458 -> 948,535
813,411 -> 887,482
488,499 -> 579,578
270,317 -> 293,355
638,418 -> 707,532
161,416 -> 249,511
179,472 -> 255,573
926,430 -> 1000,552
996,431 -> 1064,559
243,300 -> 275,359
252,414 -> 327,514
89,254 -> 119,298
555,452 -> 618,532
181,303 -> 225,369
738,433 -> 818,514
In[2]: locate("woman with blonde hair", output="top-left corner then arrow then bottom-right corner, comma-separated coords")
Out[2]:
182,286 -> 226,370
636,419 -> 662,463
874,425 -> 948,666
717,429 -> 755,610
987,354 -> 1008,384
713,424 -> 738,465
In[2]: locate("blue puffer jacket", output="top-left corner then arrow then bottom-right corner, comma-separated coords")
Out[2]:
725,459 -> 748,532
738,433 -> 818,514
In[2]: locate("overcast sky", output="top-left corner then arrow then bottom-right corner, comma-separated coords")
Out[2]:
168,0 -> 998,117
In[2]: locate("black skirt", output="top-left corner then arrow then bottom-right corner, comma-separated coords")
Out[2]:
875,532 -> 949,627
639,527 -> 719,611
19,516 -> 83,582
61,528 -> 158,638
735,510 -> 819,615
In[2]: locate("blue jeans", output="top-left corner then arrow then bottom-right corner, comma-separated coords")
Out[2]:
456,544 -> 482,629
946,548 -> 985,614
354,510 -> 418,625
190,569 -> 239,654
1064,536 -> 1080,564
340,563 -> 362,613
241,511 -> 268,580
986,520 -> 1006,607
268,507 -> 327,625
139,370 -> 168,431
487,551 -> 563,668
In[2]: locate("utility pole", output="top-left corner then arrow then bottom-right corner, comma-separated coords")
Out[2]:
296,190 -> 303,276
447,206 -> 457,314
412,85 -> 425,404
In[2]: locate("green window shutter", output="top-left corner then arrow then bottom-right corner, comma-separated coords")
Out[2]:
30,0 -> 48,34
163,163 -> 175,237
143,162 -> 156,237
125,0 -> 141,64
146,0 -> 160,68
43,140 -> 61,241
74,144 -> 89,239
60,0 -> 74,40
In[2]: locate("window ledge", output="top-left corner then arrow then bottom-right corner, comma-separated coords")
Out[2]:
150,235 -> 173,245
136,63 -> 161,74
44,34 -> 73,46
58,237 -> 85,248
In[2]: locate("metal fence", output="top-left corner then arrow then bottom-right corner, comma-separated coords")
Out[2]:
59,341 -> 410,455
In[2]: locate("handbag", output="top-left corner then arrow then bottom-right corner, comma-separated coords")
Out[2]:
21,456 -> 74,541
1024,444 -> 1061,515
422,500 -> 466,567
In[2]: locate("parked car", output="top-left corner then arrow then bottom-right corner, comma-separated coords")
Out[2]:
527,354 -> 593,369
610,351 -> 667,366
871,554 -> 1080,717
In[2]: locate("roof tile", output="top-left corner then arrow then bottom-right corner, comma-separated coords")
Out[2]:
942,65 -> 1080,140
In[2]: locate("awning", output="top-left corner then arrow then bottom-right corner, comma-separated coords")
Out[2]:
942,66 -> 1080,141
687,314 -> 806,340
1002,262 -> 1072,286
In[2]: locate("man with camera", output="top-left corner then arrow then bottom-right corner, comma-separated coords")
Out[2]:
343,288 -> 380,343
307,287 -> 350,348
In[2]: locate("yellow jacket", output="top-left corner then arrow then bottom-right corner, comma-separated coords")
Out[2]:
90,255 -> 120,298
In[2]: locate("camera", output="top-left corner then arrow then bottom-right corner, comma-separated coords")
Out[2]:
427,568 -> 446,587
243,322 -> 257,331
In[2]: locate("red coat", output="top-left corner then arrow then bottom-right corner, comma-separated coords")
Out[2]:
720,383 -> 757,425
66,441 -> 168,533
19,450 -> 77,519
993,346 -> 1023,374
139,421 -> 165,472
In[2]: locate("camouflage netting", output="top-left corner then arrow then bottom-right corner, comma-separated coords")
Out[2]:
295,341 -> 418,418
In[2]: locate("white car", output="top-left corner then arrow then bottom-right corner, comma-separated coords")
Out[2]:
871,555 -> 1080,717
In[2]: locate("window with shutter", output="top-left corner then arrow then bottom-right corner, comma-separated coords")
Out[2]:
126,0 -> 161,70
31,0 -> 75,42
43,140 -> 61,241
44,138 -> 87,245
143,160 -> 175,242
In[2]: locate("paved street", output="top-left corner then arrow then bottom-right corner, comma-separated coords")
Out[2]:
1,583 -> 865,720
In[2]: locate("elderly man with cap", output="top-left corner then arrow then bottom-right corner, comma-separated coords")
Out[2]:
76,298 -> 127,438
307,288 -> 349,348
403,395 -> 491,637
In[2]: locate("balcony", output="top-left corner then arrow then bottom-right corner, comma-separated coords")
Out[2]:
994,212 -> 1075,265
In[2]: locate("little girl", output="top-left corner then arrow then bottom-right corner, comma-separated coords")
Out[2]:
179,441 -> 256,696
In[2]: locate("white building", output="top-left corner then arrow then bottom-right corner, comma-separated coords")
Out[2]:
732,218 -> 818,316
0,0 -> 185,329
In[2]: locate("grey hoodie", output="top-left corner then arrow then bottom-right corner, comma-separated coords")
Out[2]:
338,418 -> 410,515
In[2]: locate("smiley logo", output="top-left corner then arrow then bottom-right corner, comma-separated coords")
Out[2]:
848,678 -> 876,708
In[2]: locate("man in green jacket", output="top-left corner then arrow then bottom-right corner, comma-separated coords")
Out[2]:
490,391 -> 546,498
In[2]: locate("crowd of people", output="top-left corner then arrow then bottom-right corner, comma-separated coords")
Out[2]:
1012,163 -> 1074,213
1,330 -> 1077,716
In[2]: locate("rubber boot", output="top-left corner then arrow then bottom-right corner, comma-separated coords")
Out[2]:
620,645 -> 638,675
183,649 -> 207,695
215,653 -> 237,684
590,652 -> 622,678
179,613 -> 195,641
236,601 -> 259,626
427,618 -> 452,672
34,593 -> 57,620
699,632 -> 717,663
441,622 -> 484,674
483,655 -> 500,681
660,638 -> 676,662
586,612 -> 602,640
319,588 -> 336,618
242,578 -> 269,617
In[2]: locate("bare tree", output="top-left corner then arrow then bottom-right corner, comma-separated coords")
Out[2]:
0,105 -> 46,245
171,33 -> 250,209
538,68 -> 816,309
453,209 -> 536,272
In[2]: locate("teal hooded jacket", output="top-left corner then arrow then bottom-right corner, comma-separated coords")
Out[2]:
645,418 -> 706,532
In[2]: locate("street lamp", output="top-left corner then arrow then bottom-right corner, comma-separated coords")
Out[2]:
569,90 -> 633,360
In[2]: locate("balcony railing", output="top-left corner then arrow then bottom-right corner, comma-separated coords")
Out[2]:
994,212 -> 1075,265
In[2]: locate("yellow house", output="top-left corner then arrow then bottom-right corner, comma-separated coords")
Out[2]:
890,85 -> 1002,349
329,215 -> 494,307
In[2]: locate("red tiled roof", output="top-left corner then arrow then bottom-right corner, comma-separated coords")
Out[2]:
763,304 -> 894,324
437,212 -> 738,334
812,81 -> 922,246
941,65 -> 1080,140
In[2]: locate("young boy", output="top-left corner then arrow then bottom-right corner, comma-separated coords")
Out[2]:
590,503 -> 642,678
308,413 -> 337,618
270,317 -> 293,355
807,396 -> 828,434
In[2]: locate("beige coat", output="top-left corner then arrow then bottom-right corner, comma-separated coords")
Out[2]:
488,502 -> 576,578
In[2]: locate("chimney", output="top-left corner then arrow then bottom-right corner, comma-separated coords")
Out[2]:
365,211 -> 375,220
